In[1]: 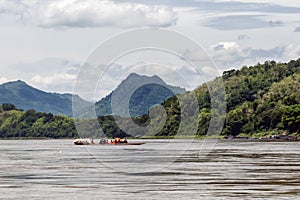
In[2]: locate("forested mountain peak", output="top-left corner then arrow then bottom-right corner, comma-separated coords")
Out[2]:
95,73 -> 186,117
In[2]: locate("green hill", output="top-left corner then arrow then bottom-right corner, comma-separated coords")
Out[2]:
155,58 -> 300,137
95,73 -> 186,117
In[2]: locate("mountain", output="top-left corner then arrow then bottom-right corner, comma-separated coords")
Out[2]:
95,73 -> 186,117
0,80 -> 89,116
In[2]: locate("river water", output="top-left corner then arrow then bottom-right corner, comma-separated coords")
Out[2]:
0,139 -> 299,200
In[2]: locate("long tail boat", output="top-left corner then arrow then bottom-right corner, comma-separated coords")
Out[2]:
73,138 -> 145,145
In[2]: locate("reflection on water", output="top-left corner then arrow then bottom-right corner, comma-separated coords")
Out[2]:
0,139 -> 299,199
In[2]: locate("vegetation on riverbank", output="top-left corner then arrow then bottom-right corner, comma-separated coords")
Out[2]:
0,58 -> 299,139
0,103 -> 78,138
130,59 -> 300,138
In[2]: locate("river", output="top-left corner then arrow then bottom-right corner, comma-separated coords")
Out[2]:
0,139 -> 299,199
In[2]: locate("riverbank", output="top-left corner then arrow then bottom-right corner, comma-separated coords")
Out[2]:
0,132 -> 299,141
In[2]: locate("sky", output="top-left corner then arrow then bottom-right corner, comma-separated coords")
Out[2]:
0,0 -> 299,100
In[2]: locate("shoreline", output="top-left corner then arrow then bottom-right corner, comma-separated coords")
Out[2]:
1,136 -> 300,142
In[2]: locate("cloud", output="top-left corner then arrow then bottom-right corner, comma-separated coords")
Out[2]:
182,41 -> 300,71
0,77 -> 9,84
213,42 -> 239,51
31,73 -> 76,86
281,43 -> 300,60
203,15 -> 283,30
1,57 -> 80,94
0,0 -> 178,28
0,0 -> 34,14
294,26 -> 300,32
124,0 -> 300,14
208,42 -> 300,69
10,57 -> 79,74
30,72 -> 77,93
191,1 -> 300,14
237,34 -> 250,40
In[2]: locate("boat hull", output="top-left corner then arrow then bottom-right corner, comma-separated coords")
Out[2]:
108,142 -> 145,145
73,141 -> 145,145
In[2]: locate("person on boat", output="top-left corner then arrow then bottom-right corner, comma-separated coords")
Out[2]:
115,138 -> 121,143
99,139 -> 106,144
123,138 -> 128,143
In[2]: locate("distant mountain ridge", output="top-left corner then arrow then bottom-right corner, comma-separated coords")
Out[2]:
0,74 -> 186,117
95,73 -> 186,117
0,80 -> 89,116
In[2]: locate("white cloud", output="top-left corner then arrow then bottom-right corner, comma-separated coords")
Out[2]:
31,73 -> 76,85
9,57 -> 79,74
214,0 -> 300,8
0,0 -> 34,14
182,41 -> 300,71
213,42 -> 239,50
29,72 -> 77,93
281,43 -> 300,60
209,41 -> 246,68
237,34 -> 250,40
203,14 -> 284,30
1,57 -> 80,93
2,57 -> 80,93
0,77 -> 8,84
209,42 -> 300,69
294,26 -> 300,32
0,0 -> 178,28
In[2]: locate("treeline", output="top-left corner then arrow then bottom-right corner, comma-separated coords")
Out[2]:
0,103 -> 78,138
0,103 -> 132,139
222,60 -> 300,136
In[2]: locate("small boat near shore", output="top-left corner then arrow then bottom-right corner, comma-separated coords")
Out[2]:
223,134 -> 300,142
73,138 -> 145,146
